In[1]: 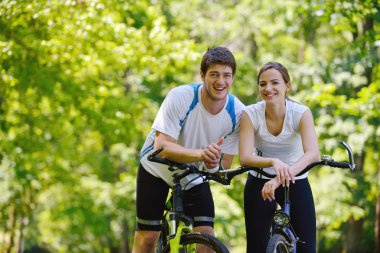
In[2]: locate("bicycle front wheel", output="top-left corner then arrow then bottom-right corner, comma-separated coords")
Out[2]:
266,234 -> 291,253
161,232 -> 229,253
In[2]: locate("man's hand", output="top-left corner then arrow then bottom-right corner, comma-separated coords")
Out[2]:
202,137 -> 224,169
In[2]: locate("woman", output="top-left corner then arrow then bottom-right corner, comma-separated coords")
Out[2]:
239,62 -> 320,253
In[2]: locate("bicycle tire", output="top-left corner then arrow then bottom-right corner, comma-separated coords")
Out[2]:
161,232 -> 229,253
266,234 -> 291,253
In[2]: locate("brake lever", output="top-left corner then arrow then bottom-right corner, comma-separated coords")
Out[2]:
218,153 -> 225,170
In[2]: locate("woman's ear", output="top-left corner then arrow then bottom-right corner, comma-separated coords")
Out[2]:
285,82 -> 291,92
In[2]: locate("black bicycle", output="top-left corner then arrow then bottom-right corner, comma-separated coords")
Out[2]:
148,148 -> 232,253
240,140 -> 355,253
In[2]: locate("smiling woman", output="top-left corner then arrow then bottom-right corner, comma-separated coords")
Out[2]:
239,61 -> 320,253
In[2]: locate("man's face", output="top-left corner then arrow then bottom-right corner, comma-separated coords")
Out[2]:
200,64 -> 234,101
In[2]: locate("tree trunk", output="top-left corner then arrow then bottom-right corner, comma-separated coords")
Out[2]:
376,193 -> 380,253
344,153 -> 365,252
6,205 -> 16,253
345,217 -> 364,253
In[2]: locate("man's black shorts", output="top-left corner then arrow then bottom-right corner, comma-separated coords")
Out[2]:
135,163 -> 215,231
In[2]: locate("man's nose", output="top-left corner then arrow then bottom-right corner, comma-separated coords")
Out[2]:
217,75 -> 226,84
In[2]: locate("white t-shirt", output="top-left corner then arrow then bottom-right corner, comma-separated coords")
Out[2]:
243,100 -> 309,180
140,83 -> 245,188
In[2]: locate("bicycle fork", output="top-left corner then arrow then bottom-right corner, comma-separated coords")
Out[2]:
169,213 -> 193,252
168,180 -> 195,251
274,186 -> 305,252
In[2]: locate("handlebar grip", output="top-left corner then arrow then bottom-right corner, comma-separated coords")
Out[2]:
327,160 -> 350,169
147,147 -> 164,161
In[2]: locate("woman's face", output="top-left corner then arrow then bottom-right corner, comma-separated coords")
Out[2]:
258,68 -> 290,103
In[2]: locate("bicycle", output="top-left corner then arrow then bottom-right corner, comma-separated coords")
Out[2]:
148,147 -> 233,253
148,140 -> 355,252
240,140 -> 356,253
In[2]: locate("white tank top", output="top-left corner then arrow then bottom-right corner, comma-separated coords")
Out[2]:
243,100 -> 309,180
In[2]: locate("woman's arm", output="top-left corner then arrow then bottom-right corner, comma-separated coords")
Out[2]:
289,109 -> 320,175
239,112 -> 273,167
239,112 -> 294,185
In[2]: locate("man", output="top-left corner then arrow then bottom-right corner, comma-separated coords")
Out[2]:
132,46 -> 245,252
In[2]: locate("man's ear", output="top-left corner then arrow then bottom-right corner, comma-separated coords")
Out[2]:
200,70 -> 205,81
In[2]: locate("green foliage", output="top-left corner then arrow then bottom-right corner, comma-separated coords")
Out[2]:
0,0 -> 379,252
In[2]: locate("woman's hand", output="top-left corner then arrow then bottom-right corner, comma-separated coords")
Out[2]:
272,158 -> 295,187
262,178 -> 281,201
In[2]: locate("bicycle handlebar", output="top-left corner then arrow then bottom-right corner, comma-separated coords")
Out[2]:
147,147 -> 233,185
147,140 -> 355,185
233,140 -> 355,179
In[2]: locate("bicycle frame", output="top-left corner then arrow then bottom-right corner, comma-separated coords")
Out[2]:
270,186 -> 299,252
148,147 -> 232,253
167,170 -> 196,252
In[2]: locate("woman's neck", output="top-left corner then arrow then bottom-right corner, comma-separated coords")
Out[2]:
265,100 -> 286,120
264,100 -> 287,136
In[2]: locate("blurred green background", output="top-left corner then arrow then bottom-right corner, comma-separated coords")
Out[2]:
1,0 -> 379,252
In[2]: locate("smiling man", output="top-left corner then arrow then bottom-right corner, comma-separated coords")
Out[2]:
132,46 -> 245,253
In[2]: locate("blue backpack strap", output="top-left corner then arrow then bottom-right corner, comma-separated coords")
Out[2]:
179,83 -> 201,127
225,93 -> 236,137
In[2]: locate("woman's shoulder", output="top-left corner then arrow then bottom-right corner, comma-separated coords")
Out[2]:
287,100 -> 309,114
244,100 -> 265,112
287,100 -> 310,130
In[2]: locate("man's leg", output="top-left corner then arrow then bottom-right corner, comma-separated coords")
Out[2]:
193,226 -> 215,253
133,163 -> 169,253
132,230 -> 160,253
184,183 -> 215,252
193,226 -> 214,235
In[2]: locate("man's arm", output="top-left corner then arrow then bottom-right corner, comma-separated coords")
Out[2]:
153,131 -> 222,167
